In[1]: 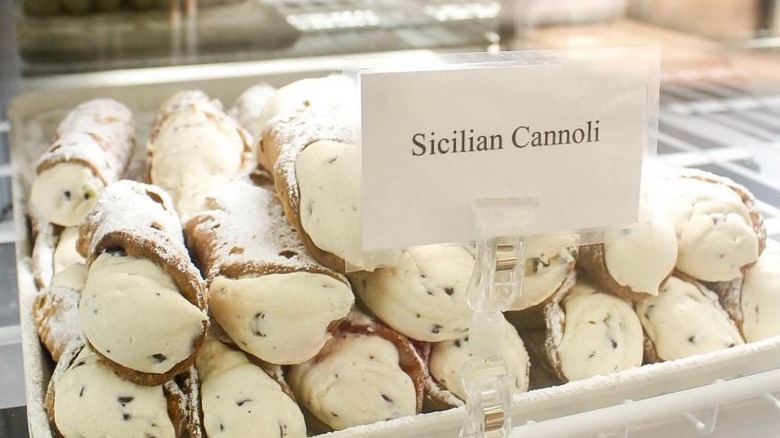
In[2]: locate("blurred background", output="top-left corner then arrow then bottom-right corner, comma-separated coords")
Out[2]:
4,1 -> 780,435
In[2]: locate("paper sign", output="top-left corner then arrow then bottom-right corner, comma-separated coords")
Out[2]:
359,52 -> 655,251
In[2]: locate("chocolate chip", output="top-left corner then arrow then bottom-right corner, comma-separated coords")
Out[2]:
279,423 -> 285,437
74,360 -> 86,368
416,313 -> 421,318
588,351 -> 596,359
369,355 -> 375,360
83,192 -> 91,200
251,314 -> 267,337
237,398 -> 252,406
79,386 -> 85,397
610,339 -> 618,349
688,335 -> 696,344
454,340 -> 461,348
278,250 -> 296,259
587,320 -> 596,325
331,412 -> 339,418
431,324 -> 443,334
444,287 -> 455,296
219,423 -> 225,432
426,288 -> 434,296
151,353 -> 167,363
63,190 -> 72,201
118,396 -> 134,407
123,413 -> 132,421
381,393 -> 393,402
328,157 -> 338,164
105,247 -> 126,256
727,343 -> 736,348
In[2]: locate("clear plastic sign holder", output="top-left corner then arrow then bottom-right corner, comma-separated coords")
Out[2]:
460,197 -> 539,438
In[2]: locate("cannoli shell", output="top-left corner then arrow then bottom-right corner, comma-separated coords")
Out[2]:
506,270 -> 578,332
33,268 -> 83,362
78,181 -> 208,386
183,179 -> 347,285
269,108 -> 357,273
707,278 -> 744,333
38,99 -> 135,186
31,219 -> 59,290
577,244 -> 673,302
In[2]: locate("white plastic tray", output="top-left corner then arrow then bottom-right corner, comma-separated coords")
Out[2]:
10,55 -> 780,438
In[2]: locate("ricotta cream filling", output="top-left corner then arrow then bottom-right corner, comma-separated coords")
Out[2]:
636,276 -> 744,361
659,178 -> 759,281
210,271 -> 354,365
603,215 -> 677,296
288,333 -> 416,430
196,340 -> 306,438
740,246 -> 780,342
79,252 -> 208,374
557,284 -> 643,381
53,227 -> 86,275
54,347 -> 175,438
429,319 -> 529,400
296,140 -> 398,270
150,106 -> 245,218
349,244 -> 473,342
30,163 -> 103,227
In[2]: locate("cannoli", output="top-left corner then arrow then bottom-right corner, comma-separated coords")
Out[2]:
637,275 -> 744,362
717,244 -> 780,342
425,318 -> 530,410
229,83 -> 276,150
184,178 -> 354,365
257,75 -> 355,170
149,90 -> 213,140
578,212 -> 677,301
45,342 -> 189,438
32,222 -> 86,290
539,282 -> 644,382
147,91 -> 252,218
78,180 -> 209,386
348,244 -> 474,342
509,235 -> 579,311
655,168 -> 765,282
287,310 -> 425,431
31,216 -> 58,290
33,264 -> 87,362
29,99 -> 135,227
270,105 -> 399,272
194,339 -> 307,437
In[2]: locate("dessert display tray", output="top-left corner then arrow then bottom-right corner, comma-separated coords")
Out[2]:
10,55 -> 780,437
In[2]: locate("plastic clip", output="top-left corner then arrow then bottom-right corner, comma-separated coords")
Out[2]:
459,198 -> 538,438
762,393 -> 780,412
682,406 -> 718,436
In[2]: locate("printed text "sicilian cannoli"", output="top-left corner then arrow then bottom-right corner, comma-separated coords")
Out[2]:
411,120 -> 600,156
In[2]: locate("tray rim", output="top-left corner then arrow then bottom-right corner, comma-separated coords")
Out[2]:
10,54 -> 780,438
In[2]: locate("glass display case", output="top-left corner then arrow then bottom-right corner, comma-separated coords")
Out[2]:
4,1 -> 780,437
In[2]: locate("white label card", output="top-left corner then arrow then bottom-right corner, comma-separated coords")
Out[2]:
360,55 -> 653,251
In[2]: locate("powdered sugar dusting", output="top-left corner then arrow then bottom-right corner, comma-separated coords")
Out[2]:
84,180 -> 184,258
190,178 -> 328,279
271,100 -> 358,209
229,83 -> 277,143
39,99 -> 135,184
